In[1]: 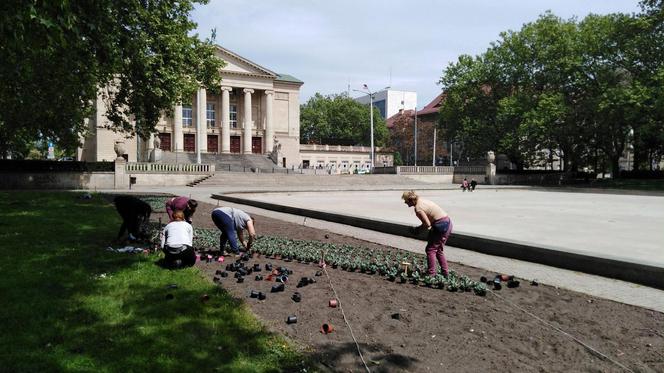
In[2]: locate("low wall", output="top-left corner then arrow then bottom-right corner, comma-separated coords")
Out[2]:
397,166 -> 454,175
0,172 -> 115,189
213,193 -> 664,290
128,173 -> 204,187
494,172 -> 568,185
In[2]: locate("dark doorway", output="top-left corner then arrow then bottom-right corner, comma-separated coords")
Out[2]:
207,135 -> 219,153
230,136 -> 241,154
158,133 -> 171,151
282,157 -> 286,168
184,134 -> 195,152
251,137 -> 262,154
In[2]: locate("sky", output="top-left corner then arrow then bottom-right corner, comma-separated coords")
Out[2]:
191,0 -> 642,106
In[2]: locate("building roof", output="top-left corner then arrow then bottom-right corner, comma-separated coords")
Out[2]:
416,92 -> 446,116
275,74 -> 304,85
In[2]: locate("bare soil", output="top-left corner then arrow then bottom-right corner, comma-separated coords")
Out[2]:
157,200 -> 663,372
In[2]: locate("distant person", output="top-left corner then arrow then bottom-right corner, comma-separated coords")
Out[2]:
160,210 -> 195,269
402,191 -> 452,277
113,195 -> 152,241
461,178 -> 469,192
470,179 -> 477,192
211,207 -> 256,255
165,196 -> 197,223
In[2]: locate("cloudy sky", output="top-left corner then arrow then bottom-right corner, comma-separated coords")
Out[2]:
192,0 -> 641,106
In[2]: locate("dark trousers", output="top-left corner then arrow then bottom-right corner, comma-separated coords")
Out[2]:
114,195 -> 152,238
211,210 -> 240,254
164,246 -> 196,268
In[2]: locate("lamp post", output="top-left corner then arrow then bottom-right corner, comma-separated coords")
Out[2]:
353,84 -> 389,171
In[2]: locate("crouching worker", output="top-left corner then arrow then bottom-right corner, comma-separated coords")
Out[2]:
160,210 -> 195,269
211,207 -> 256,256
114,195 -> 152,241
165,196 -> 198,223
402,190 -> 453,277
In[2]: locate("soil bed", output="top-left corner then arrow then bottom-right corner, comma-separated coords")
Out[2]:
155,199 -> 663,372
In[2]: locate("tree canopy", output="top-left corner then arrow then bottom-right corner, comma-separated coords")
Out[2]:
0,0 -> 224,158
438,4 -> 663,174
300,93 -> 388,147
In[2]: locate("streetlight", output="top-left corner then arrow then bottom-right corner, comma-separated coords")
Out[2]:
353,84 -> 389,171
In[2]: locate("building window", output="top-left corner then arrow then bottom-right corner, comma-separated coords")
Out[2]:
206,103 -> 216,127
230,104 -> 238,128
182,105 -> 193,127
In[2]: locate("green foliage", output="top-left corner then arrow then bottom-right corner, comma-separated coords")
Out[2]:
438,9 -> 664,173
0,192 -> 303,371
300,93 -> 388,146
0,1 -> 224,157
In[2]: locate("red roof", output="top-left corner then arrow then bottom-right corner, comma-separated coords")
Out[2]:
416,92 -> 446,116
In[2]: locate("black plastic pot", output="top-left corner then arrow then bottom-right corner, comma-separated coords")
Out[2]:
241,254 -> 250,262
255,275 -> 263,281
250,290 -> 259,298
253,264 -> 261,272
237,276 -> 244,283
292,292 -> 302,302
493,282 -> 502,290
258,292 -> 266,300
213,276 -> 220,283
286,315 -> 297,324
265,263 -> 273,271
530,279 -> 539,286
215,270 -> 224,276
271,283 -> 285,292
391,313 -> 401,320
220,271 -> 229,278
234,272 -> 242,279
277,275 -> 288,283
480,276 -> 487,283
226,264 -> 234,271
400,277 -> 407,284
507,279 -> 520,288
388,275 -> 396,282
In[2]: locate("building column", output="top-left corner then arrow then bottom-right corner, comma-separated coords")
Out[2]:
173,103 -> 183,152
221,86 -> 232,154
197,87 -> 207,153
265,90 -> 274,154
243,88 -> 254,154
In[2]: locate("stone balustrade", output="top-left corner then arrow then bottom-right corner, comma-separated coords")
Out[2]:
126,162 -> 215,174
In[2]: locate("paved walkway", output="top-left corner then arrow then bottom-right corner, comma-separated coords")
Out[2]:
106,185 -> 664,312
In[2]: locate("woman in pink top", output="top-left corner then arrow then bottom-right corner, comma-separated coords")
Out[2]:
402,190 -> 453,276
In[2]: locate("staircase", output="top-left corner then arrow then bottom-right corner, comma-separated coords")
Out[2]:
160,152 -> 282,173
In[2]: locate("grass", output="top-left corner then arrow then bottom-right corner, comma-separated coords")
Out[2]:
0,192 -> 305,372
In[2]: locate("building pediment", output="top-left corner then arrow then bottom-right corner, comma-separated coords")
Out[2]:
215,45 -> 277,79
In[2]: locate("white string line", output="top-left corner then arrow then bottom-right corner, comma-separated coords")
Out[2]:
488,290 -> 635,373
323,265 -> 371,373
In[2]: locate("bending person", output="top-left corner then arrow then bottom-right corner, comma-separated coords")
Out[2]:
160,210 -> 195,269
402,190 -> 453,277
114,195 -> 152,241
211,206 -> 256,255
165,196 -> 198,223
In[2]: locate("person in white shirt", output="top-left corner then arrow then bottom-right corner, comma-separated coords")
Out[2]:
211,206 -> 256,255
161,210 -> 195,269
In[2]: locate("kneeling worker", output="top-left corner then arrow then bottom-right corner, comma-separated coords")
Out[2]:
161,210 -> 195,269
211,206 -> 256,255
114,195 -> 152,241
165,196 -> 198,223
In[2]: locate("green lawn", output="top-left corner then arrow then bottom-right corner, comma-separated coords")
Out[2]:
0,192 -> 304,372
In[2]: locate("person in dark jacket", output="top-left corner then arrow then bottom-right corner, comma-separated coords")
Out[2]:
114,195 -> 152,240
470,179 -> 477,191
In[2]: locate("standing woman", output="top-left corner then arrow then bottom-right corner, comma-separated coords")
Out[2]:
402,190 -> 453,277
211,206 -> 256,255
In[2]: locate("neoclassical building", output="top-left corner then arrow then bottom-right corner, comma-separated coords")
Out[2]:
78,45 -> 303,167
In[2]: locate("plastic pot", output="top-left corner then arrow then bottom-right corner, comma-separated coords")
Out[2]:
265,263 -> 273,271
220,271 -> 229,278
258,292 -> 266,300
250,290 -> 259,298
253,264 -> 261,272
507,279 -> 520,288
213,276 -> 221,283
237,276 -> 244,283
530,279 -> 539,286
271,283 -> 285,293
329,299 -> 338,308
286,315 -> 297,324
493,282 -> 502,290
321,323 -> 333,334
479,276 -> 487,283
277,275 -> 288,283
292,292 -> 302,302
215,270 -> 224,276
255,275 -> 263,281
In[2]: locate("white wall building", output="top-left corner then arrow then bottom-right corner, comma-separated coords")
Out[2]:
354,89 -> 417,119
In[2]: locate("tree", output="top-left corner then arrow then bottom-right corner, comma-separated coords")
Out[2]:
0,0 -> 224,158
300,93 -> 388,146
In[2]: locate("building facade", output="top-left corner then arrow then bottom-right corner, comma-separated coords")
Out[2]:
78,46 -> 304,168
354,89 -> 417,119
